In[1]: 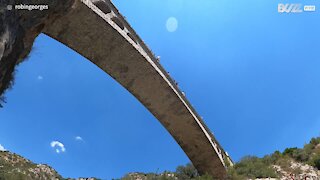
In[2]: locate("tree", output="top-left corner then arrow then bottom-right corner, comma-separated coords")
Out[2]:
176,163 -> 199,179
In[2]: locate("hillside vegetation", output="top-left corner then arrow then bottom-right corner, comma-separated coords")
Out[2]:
1,136 -> 320,180
227,137 -> 320,179
119,137 -> 320,179
229,137 -> 320,179
0,151 -> 99,180
0,151 -> 63,180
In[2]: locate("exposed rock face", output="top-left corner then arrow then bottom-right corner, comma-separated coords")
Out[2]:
0,0 -> 74,106
253,164 -> 320,180
273,161 -> 320,180
0,151 -> 99,180
0,151 -> 63,179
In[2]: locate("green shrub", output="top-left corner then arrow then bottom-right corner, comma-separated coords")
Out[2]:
283,147 -> 298,157
226,168 -> 246,180
233,156 -> 278,179
310,137 -> 320,146
176,163 -> 199,179
310,154 -> 320,170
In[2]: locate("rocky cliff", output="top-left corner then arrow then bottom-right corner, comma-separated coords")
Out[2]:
0,0 -> 74,106
0,150 -> 99,180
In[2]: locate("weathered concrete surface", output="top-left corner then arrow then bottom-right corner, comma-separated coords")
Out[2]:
0,0 -> 74,105
0,0 -> 232,178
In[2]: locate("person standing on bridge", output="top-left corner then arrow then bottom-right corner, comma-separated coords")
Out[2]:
182,91 -> 186,96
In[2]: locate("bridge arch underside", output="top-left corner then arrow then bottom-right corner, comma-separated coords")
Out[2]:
43,0 -> 228,178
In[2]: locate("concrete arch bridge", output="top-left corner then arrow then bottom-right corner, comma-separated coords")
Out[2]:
0,0 -> 232,178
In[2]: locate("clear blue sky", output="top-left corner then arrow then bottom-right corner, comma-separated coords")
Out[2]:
0,0 -> 320,179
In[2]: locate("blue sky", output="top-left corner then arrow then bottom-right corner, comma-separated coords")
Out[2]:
0,0 -> 320,179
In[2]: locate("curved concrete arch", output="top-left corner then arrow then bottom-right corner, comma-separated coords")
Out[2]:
41,0 -> 232,178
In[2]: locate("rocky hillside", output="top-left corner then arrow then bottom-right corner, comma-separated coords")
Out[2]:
120,137 -> 320,180
227,137 -> 320,179
0,151 -> 99,180
1,136 -> 320,180
0,151 -> 62,179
